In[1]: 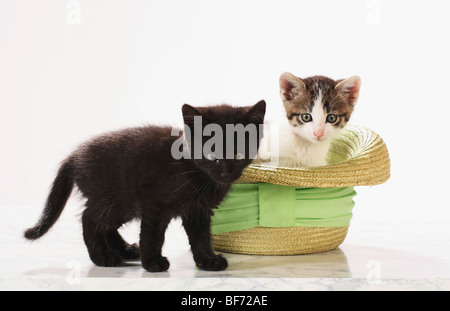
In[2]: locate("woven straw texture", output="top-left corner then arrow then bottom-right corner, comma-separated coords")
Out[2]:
213,226 -> 349,255
237,125 -> 390,188
212,125 -> 390,255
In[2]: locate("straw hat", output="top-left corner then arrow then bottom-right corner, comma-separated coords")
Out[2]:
212,125 -> 390,255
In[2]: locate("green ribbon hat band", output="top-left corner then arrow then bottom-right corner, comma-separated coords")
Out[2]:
211,183 -> 356,234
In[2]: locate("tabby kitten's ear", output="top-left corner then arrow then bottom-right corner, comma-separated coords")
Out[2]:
245,100 -> 266,125
335,76 -> 362,106
279,72 -> 306,102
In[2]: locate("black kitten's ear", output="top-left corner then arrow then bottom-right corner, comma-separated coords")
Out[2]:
182,104 -> 202,124
279,72 -> 306,102
246,100 -> 266,125
335,76 -> 362,106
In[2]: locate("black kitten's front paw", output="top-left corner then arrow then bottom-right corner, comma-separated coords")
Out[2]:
197,254 -> 228,271
142,256 -> 170,272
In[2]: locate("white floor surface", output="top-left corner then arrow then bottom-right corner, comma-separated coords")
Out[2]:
1,203 -> 450,291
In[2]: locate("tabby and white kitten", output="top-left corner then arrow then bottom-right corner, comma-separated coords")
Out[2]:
259,72 -> 361,167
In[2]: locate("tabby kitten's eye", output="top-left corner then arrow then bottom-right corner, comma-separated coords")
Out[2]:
300,114 -> 312,123
235,153 -> 245,161
206,153 -> 217,161
326,114 -> 338,124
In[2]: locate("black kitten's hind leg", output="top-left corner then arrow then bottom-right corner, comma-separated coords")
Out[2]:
82,209 -> 123,267
105,230 -> 141,261
182,211 -> 228,271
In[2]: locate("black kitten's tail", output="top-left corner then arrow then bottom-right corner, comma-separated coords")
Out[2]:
24,157 -> 75,240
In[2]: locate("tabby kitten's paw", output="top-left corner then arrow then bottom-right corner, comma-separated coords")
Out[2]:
142,256 -> 170,272
197,254 -> 228,271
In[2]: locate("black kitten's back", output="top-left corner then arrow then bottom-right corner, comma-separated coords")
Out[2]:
73,126 -> 178,188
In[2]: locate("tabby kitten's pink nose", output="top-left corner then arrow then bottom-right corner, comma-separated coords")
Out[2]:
314,130 -> 324,139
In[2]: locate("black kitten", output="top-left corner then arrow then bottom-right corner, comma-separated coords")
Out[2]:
24,101 -> 266,272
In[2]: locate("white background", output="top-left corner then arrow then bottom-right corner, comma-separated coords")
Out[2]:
1,0 -> 449,222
